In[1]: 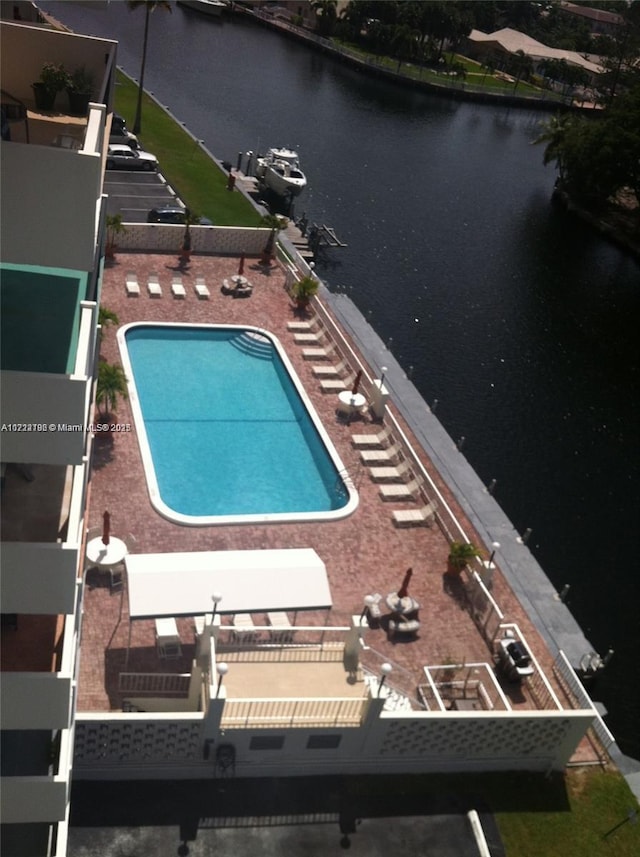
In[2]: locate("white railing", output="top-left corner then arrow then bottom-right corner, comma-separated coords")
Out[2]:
221,696 -> 367,728
553,651 -> 614,757
119,673 -> 191,696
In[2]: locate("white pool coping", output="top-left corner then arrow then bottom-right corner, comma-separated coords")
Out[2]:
117,322 -> 359,526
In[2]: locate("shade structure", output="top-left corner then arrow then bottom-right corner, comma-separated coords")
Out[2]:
352,370 -> 363,395
238,255 -> 245,276
397,566 -> 413,599
102,510 -> 111,546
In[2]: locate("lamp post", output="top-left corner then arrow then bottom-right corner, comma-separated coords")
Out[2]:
215,662 -> 228,697
379,366 -> 388,389
378,662 -> 393,696
488,541 -> 500,566
361,594 -> 375,625
211,592 -> 222,623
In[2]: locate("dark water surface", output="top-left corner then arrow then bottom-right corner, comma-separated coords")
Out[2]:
46,2 -> 639,758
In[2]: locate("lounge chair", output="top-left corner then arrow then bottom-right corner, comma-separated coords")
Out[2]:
267,611 -> 294,643
231,613 -> 257,642
195,277 -> 210,299
351,425 -> 393,449
320,374 -> 356,394
287,317 -> 319,332
392,501 -> 438,528
125,272 -> 140,296
312,358 -> 349,378
360,442 -> 403,465
302,344 -> 336,361
147,274 -> 162,298
369,459 -> 412,483
379,478 -> 422,501
294,332 -> 324,344
171,276 -> 186,298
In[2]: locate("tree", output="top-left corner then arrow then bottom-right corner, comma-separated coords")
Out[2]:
533,112 -> 576,183
98,307 -> 119,343
96,361 -> 128,417
511,49 -> 533,93
127,1 -> 172,135
311,0 -> 338,37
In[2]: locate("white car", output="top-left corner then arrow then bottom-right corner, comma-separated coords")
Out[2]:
106,144 -> 158,171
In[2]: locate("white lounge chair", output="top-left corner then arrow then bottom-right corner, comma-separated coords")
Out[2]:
195,277 -> 210,299
320,375 -> 356,394
294,332 -> 324,344
147,274 -> 162,298
125,272 -> 140,296
351,425 -> 393,449
302,345 -> 335,361
287,318 -> 319,332
267,611 -> 294,643
379,478 -> 422,501
361,442 -> 403,465
171,276 -> 186,298
231,613 -> 257,642
369,459 -> 412,483
312,358 -> 349,378
392,501 -> 438,528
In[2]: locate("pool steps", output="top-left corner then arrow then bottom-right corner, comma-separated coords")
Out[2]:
230,331 -> 274,361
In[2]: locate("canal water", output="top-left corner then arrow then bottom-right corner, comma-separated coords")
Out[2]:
48,2 -> 639,759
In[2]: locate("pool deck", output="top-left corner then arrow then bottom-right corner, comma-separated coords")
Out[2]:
81,251 -> 601,764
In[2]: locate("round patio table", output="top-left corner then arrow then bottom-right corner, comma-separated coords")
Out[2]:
86,536 -> 128,569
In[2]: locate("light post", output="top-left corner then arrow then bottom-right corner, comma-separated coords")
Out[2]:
378,662 -> 393,696
488,541 -> 500,566
215,662 -> 228,697
211,592 -> 222,623
379,366 -> 388,389
360,594 -> 375,625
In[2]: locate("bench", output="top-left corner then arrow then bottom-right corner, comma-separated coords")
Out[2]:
388,618 -> 420,639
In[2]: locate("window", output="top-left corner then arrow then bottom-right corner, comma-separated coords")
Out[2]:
249,736 -> 284,751
307,735 -> 341,750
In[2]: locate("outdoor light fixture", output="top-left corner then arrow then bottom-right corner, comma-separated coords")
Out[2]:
215,662 -> 228,697
361,594 -> 375,624
488,542 -> 501,566
211,592 -> 222,622
378,662 -> 393,696
380,366 -> 388,388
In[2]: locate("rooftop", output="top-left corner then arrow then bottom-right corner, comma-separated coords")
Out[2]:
74,250 -> 600,762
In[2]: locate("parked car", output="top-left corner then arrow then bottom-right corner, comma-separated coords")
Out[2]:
147,206 -> 213,225
109,113 -> 138,148
106,144 -> 158,171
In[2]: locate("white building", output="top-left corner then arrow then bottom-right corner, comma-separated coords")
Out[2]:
0,19 -> 115,856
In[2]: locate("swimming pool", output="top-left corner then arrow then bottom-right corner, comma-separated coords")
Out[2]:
118,323 -> 358,525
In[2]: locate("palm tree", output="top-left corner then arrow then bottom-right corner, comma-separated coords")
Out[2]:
96,361 -> 128,417
98,307 -> 119,343
533,113 -> 574,184
127,1 -> 172,135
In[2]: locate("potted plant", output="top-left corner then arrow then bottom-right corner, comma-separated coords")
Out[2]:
32,62 -> 68,111
105,214 -> 127,259
291,274 -> 319,309
447,541 -> 481,576
96,360 -> 128,420
66,66 -> 94,115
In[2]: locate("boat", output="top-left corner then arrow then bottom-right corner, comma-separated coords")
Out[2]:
255,147 -> 307,198
177,0 -> 227,17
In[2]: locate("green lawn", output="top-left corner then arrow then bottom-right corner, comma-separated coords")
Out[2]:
113,71 -> 261,227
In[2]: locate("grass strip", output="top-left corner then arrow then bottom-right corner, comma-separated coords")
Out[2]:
114,70 -> 261,227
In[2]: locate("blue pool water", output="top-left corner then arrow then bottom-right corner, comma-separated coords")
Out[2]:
119,324 -> 357,524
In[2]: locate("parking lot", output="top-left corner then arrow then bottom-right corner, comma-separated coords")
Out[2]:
104,170 -> 182,223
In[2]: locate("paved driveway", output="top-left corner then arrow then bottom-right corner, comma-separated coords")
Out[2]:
104,170 -> 181,221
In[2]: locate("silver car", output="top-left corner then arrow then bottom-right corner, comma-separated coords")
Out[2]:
106,144 -> 158,171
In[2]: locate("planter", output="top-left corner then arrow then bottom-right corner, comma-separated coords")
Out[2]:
67,89 -> 91,116
32,82 -> 57,111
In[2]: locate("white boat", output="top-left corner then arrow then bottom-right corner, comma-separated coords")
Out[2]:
177,0 -> 227,17
255,147 -> 307,197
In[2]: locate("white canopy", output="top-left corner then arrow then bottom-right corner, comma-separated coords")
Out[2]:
125,548 -> 332,619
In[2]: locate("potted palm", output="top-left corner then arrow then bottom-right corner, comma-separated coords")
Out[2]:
447,541 -> 481,576
291,274 -> 319,310
105,214 -> 127,259
66,66 -> 94,115
32,62 -> 69,111
96,361 -> 128,421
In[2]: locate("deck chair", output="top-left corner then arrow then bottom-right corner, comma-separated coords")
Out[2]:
302,344 -> 336,361
392,501 -> 438,528
294,331 -> 325,344
320,374 -> 356,394
369,458 -> 412,483
360,442 -> 403,465
231,613 -> 257,643
147,274 -> 162,297
287,317 -> 319,332
267,611 -> 294,643
171,276 -> 186,298
125,272 -> 140,296
195,277 -> 210,299
351,425 -> 393,449
379,478 -> 422,501
312,358 -> 349,378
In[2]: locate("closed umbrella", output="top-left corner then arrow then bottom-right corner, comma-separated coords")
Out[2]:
351,370 -> 363,395
102,510 -> 111,546
397,567 -> 413,599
